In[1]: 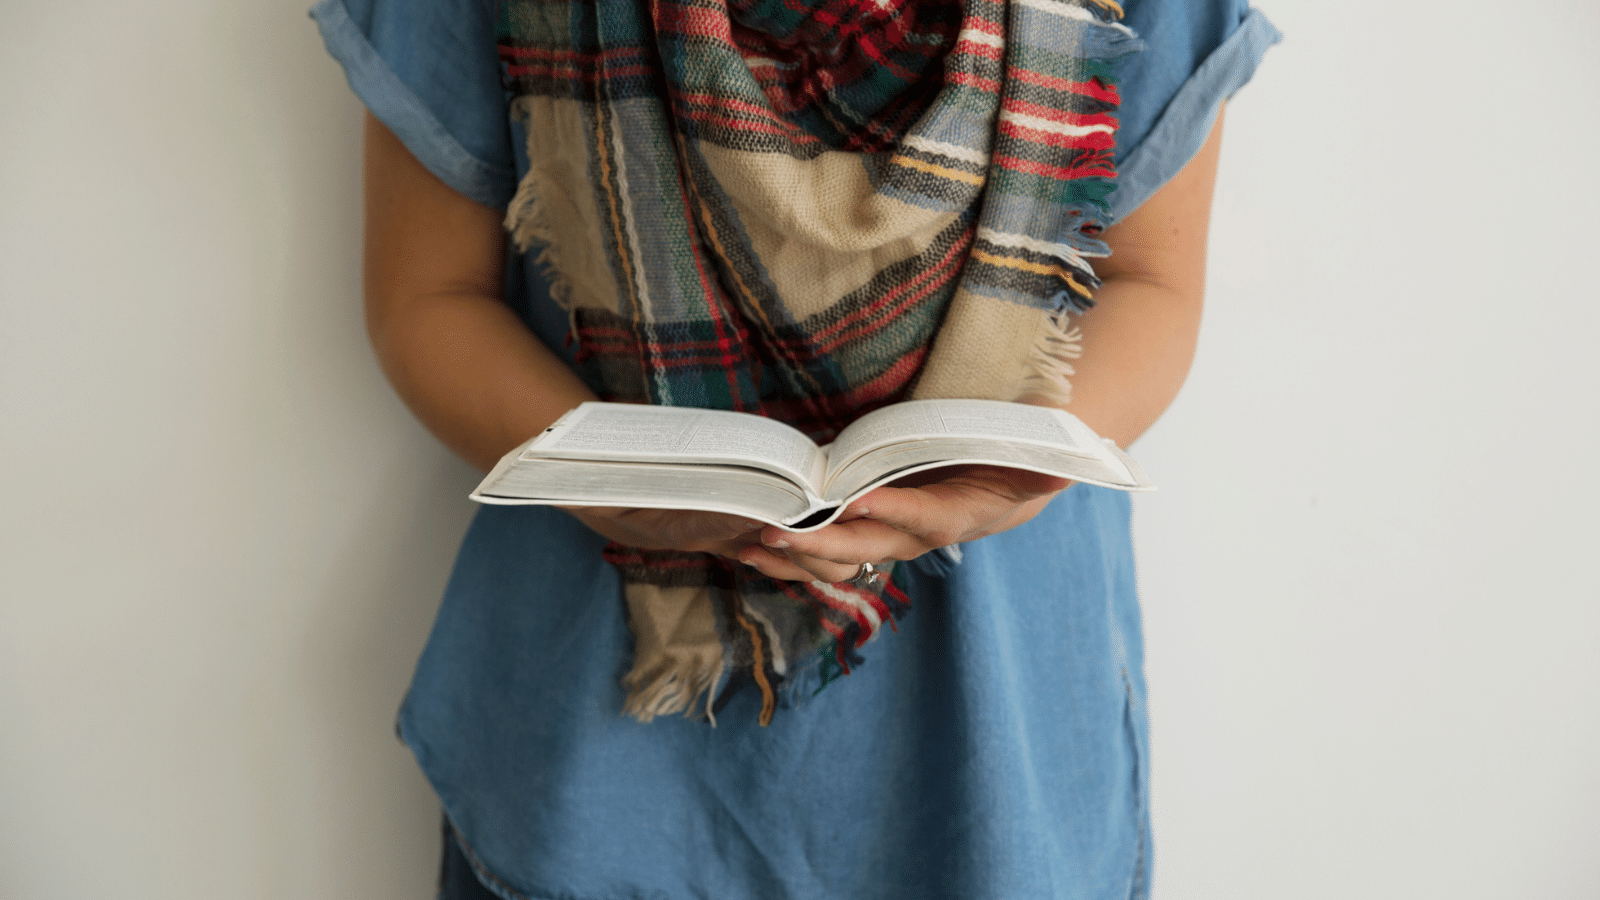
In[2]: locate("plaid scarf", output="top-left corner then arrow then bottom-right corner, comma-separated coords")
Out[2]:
497,0 -> 1140,724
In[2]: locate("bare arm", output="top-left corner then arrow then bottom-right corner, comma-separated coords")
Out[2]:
362,111 -> 596,473
747,110 -> 1226,581
363,112 -> 764,554
365,104 -> 1222,578
1063,107 -> 1223,448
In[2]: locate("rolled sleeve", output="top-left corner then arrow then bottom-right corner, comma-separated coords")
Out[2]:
310,0 -> 517,209
1110,1 -> 1282,220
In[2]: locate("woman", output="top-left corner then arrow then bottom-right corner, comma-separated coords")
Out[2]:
314,0 -> 1278,896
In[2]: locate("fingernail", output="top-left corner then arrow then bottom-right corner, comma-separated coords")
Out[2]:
741,520 -> 763,531
765,537 -> 790,549
849,505 -> 869,516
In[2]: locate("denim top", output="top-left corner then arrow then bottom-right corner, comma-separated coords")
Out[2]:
311,3 -> 1278,898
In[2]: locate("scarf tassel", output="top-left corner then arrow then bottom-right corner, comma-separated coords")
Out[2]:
1017,310 -> 1086,406
621,658 -> 728,724
503,102 -> 577,314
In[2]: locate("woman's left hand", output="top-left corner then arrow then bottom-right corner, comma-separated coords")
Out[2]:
736,466 -> 1072,583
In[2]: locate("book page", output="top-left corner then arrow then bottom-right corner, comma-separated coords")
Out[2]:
529,403 -> 827,490
821,436 -> 1149,504
825,399 -> 1115,474
474,458 -> 819,525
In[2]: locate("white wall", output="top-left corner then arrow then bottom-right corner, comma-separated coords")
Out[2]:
1,2 -> 470,895
1,1 -> 1595,898
1134,0 -> 1600,895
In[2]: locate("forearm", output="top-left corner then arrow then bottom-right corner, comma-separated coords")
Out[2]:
363,111 -> 595,473
1061,106 -> 1224,449
1061,272 -> 1202,449
368,292 -> 596,472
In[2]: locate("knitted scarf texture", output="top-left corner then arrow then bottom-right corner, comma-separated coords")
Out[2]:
496,0 -> 1141,724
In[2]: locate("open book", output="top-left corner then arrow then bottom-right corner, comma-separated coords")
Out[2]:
471,399 -> 1154,531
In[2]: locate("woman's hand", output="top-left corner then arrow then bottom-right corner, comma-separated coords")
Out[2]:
727,104 -> 1229,585
568,507 -> 769,559
736,466 -> 1073,583
365,96 -> 1222,574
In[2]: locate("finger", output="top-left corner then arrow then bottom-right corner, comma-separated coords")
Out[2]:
781,479 -> 1042,560
563,505 -> 628,519
955,466 -> 1074,497
888,466 -> 1072,505
737,545 -> 822,582
762,517 -> 930,566
837,485 -> 977,549
738,545 -> 875,585
828,504 -> 871,523
686,512 -> 768,542
1012,471 -> 1075,495
570,507 -> 767,552
683,508 -> 770,537
780,550 -> 862,584
855,473 -> 1060,542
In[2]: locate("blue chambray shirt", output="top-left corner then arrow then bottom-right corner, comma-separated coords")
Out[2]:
311,2 -> 1279,897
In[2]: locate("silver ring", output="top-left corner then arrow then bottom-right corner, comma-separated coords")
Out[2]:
849,561 -> 884,587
